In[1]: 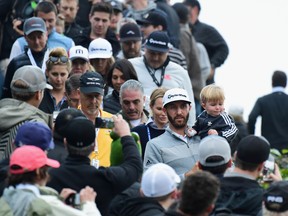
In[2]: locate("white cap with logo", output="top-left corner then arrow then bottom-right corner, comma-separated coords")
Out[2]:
69,45 -> 89,61
163,88 -> 191,107
88,38 -> 113,59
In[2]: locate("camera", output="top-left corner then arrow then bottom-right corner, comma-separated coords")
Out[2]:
262,155 -> 275,182
53,111 -> 60,122
65,193 -> 81,209
95,117 -> 114,129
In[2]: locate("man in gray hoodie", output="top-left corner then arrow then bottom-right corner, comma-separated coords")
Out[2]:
0,65 -> 52,159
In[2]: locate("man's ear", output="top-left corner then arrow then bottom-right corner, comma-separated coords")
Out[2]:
206,204 -> 215,214
227,158 -> 233,168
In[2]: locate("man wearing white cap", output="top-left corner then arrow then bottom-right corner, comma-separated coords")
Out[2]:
143,88 -> 200,179
109,163 -> 180,215
69,45 -> 91,75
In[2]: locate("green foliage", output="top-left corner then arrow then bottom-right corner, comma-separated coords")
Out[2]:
270,148 -> 288,180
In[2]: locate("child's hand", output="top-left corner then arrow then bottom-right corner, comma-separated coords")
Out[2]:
185,127 -> 197,137
208,129 -> 218,135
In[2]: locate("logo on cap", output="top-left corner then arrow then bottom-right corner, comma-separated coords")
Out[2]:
127,30 -> 136,35
75,49 -> 84,54
149,38 -> 166,46
168,93 -> 187,99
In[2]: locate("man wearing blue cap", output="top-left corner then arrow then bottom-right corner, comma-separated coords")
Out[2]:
129,31 -> 196,125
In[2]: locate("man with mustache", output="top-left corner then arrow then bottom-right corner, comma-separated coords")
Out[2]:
78,71 -> 113,167
143,88 -> 200,179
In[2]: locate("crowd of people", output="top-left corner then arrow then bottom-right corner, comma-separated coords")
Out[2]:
0,0 -> 288,216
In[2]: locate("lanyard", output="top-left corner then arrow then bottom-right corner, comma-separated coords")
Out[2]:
146,126 -> 151,141
27,48 -> 49,73
143,57 -> 166,87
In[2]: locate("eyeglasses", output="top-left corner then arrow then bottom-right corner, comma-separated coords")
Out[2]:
49,56 -> 69,63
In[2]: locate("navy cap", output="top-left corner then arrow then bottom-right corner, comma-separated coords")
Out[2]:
80,71 -> 104,95
236,135 -> 270,164
137,10 -> 167,31
145,31 -> 170,53
65,117 -> 95,148
14,122 -> 54,151
120,23 -> 142,42
108,0 -> 123,12
264,181 -> 288,212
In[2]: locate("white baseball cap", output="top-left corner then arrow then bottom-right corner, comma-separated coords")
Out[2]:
141,163 -> 180,197
163,88 -> 191,107
88,38 -> 113,59
69,45 -> 89,61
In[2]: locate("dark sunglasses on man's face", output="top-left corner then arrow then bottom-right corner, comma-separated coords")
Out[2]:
49,56 -> 69,63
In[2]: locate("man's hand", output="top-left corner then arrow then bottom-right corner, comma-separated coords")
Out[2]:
112,114 -> 130,137
80,186 -> 97,202
60,188 -> 77,200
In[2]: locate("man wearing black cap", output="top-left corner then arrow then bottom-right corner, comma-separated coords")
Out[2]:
47,115 -> 142,216
214,135 -> 271,215
129,31 -> 196,125
117,22 -> 143,59
136,10 -> 187,70
108,0 -> 123,34
263,181 -> 288,215
78,71 -> 113,167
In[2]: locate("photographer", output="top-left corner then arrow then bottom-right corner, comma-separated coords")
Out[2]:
0,145 -> 101,216
47,115 -> 143,216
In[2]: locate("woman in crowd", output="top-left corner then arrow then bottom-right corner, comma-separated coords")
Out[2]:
88,38 -> 115,95
132,87 -> 168,157
39,47 -> 70,114
103,59 -> 138,114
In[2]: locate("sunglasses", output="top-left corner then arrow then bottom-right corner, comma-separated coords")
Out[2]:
49,56 -> 69,63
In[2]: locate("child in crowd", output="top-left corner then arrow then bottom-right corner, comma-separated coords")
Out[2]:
190,84 -> 238,143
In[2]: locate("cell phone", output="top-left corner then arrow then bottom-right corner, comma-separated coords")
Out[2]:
65,193 -> 81,208
53,111 -> 60,122
262,155 -> 275,182
95,117 -> 114,129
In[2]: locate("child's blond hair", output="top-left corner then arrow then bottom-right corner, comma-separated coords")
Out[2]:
200,84 -> 225,104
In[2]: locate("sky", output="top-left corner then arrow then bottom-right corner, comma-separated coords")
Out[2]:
171,0 -> 288,134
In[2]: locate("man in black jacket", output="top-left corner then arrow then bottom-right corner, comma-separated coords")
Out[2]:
214,135 -> 270,215
248,71 -> 288,152
47,114 -> 143,216
58,0 -> 84,44
2,17 -> 48,98
109,163 -> 180,216
75,2 -> 120,57
184,0 -> 229,85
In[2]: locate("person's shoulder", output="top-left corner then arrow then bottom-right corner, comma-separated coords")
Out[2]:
128,56 -> 143,64
101,109 -> 113,118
